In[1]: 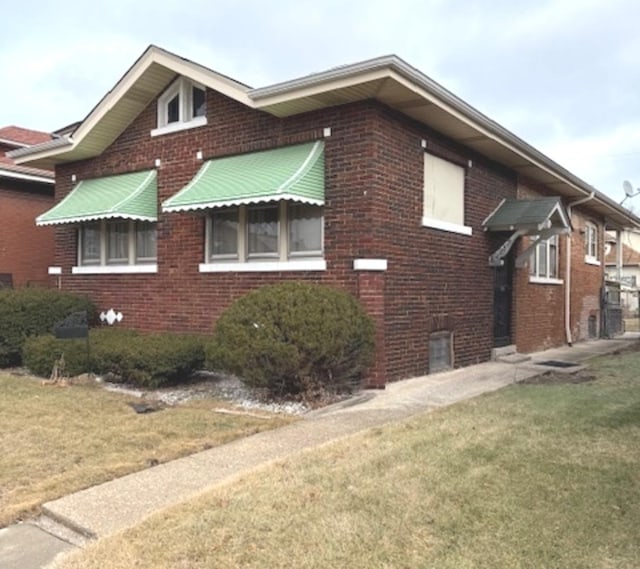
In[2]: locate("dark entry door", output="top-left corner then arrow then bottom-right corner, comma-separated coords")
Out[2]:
493,257 -> 512,347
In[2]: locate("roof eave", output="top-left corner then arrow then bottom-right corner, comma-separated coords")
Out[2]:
10,45 -> 254,168
251,56 -> 640,230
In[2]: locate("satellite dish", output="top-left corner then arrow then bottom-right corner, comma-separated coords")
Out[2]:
623,180 -> 634,197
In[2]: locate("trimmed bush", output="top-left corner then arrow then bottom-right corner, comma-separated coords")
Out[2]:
23,328 -> 205,388
206,282 -> 375,397
0,288 -> 96,367
91,330 -> 205,388
23,334 -> 90,378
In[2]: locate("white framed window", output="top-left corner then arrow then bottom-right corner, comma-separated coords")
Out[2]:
585,222 -> 599,265
76,220 -> 157,273
422,153 -> 471,236
151,77 -> 207,137
202,202 -> 325,272
529,235 -> 562,284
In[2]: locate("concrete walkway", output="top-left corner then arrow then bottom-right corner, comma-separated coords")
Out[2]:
2,333 -> 638,568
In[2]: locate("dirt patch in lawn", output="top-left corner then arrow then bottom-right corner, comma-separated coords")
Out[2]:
518,370 -> 597,385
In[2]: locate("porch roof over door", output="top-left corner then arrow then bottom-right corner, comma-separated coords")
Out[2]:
482,198 -> 572,267
482,197 -> 571,233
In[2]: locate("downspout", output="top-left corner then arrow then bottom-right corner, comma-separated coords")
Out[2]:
565,191 -> 595,345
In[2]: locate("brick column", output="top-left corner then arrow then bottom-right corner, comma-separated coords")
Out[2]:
354,259 -> 387,388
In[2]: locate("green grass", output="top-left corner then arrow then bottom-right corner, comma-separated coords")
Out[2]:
0,374 -> 293,527
55,349 -> 640,569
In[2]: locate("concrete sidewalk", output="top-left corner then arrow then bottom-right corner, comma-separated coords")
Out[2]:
2,333 -> 638,568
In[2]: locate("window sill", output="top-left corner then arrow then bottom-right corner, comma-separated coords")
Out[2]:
72,264 -> 158,275
421,216 -> 472,236
529,276 -> 564,285
150,116 -> 207,137
199,260 -> 326,273
585,257 -> 601,266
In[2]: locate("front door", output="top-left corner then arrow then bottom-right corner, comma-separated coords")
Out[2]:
493,256 -> 512,347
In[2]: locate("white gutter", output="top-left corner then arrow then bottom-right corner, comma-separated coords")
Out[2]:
565,192 -> 595,345
7,135 -> 73,159
0,167 -> 54,184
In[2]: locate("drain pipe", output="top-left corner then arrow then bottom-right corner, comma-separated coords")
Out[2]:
565,191 -> 595,345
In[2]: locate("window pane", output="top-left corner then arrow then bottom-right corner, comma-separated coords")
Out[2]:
423,153 -> 465,226
136,221 -> 157,262
539,241 -> 547,277
248,205 -> 279,256
192,87 -> 206,118
167,94 -> 180,123
107,221 -> 129,263
586,224 -> 598,258
549,236 -> 558,278
289,203 -> 322,255
529,237 -> 538,276
211,209 -> 239,257
81,223 -> 100,265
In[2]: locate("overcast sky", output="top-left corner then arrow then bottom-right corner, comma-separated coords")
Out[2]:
2,0 -> 639,205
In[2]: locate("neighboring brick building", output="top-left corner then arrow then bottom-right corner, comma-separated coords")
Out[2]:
11,46 -> 640,385
0,126 -> 55,287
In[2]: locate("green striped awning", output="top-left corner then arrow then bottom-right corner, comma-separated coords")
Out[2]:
162,141 -> 324,213
36,170 -> 157,226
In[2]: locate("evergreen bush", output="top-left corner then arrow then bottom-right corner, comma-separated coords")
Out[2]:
207,282 -> 375,397
23,329 -> 205,388
23,334 -> 90,378
0,288 -> 96,367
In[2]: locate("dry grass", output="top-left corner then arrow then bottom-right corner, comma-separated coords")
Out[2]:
56,350 -> 640,569
0,373 -> 293,527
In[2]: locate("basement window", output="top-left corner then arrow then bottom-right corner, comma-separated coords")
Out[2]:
151,77 -> 207,136
429,331 -> 452,373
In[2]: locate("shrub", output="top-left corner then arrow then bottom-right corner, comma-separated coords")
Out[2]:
23,334 -> 91,378
0,288 -> 96,367
207,282 -> 375,397
91,330 -> 205,388
23,328 -> 206,387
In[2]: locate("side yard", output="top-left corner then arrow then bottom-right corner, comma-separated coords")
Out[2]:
54,349 -> 640,569
0,373 -> 293,527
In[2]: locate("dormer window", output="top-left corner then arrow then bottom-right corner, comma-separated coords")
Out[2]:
151,77 -> 207,136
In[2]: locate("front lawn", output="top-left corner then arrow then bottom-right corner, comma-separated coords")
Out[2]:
0,374 -> 293,527
55,349 -> 640,569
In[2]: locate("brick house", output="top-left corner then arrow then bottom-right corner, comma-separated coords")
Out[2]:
11,46 -> 640,386
0,126 -> 55,287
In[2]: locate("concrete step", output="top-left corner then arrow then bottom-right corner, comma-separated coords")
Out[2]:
497,353 -> 531,364
491,345 -> 531,364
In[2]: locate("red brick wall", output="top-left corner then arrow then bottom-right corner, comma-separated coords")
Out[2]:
512,179 -> 604,352
52,88 -> 525,383
52,93 -> 376,336
50,84 -> 606,383
0,181 -> 55,287
569,209 -> 603,341
367,106 -> 517,377
512,180 -> 566,352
